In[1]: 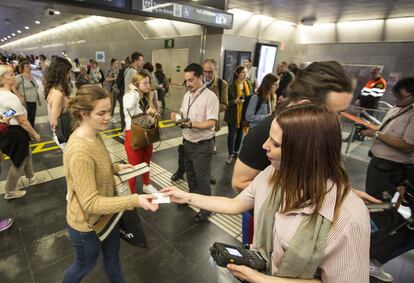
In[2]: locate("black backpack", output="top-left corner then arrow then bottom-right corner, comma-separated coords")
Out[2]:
242,94 -> 264,125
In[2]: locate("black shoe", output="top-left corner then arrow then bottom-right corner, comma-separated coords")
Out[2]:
171,172 -> 184,181
194,212 -> 210,223
210,176 -> 216,185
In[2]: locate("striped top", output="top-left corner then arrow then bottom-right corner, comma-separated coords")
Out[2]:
238,165 -> 370,283
360,77 -> 387,98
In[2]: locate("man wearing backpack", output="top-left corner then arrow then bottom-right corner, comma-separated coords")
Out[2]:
115,56 -> 130,131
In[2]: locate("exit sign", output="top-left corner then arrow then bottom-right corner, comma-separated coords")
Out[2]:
164,39 -> 174,49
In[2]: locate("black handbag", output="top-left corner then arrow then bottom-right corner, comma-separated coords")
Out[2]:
55,111 -> 72,143
119,209 -> 148,248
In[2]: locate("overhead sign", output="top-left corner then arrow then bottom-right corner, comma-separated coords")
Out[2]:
59,0 -> 127,9
133,0 -> 233,29
96,51 -> 105,62
164,39 -> 174,48
35,0 -> 233,29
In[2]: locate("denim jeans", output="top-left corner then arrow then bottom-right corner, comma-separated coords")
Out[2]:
227,124 -> 244,156
62,226 -> 125,283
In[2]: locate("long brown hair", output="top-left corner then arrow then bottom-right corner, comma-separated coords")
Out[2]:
257,73 -> 278,101
44,56 -> 72,98
271,103 -> 350,222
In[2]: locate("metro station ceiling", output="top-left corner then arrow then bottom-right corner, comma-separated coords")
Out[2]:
227,0 -> 414,23
0,0 -> 83,43
2,0 -> 414,44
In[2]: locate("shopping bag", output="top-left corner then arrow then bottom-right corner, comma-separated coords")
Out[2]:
119,209 -> 148,248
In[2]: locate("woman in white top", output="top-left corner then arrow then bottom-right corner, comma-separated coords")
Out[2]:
123,71 -> 158,195
15,61 -> 41,128
0,65 -> 42,200
44,57 -> 72,150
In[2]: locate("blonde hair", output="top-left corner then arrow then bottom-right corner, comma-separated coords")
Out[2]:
131,71 -> 150,89
131,71 -> 155,107
0,65 -> 13,87
68,85 -> 111,129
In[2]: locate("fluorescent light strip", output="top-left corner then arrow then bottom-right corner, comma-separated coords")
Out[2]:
1,16 -> 120,48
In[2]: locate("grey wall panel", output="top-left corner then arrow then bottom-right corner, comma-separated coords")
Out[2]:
9,20 -> 202,73
291,42 -> 414,74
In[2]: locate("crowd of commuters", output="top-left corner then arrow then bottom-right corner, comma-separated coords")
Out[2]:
0,48 -> 413,283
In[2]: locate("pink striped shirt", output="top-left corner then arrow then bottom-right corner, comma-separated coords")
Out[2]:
238,165 -> 370,283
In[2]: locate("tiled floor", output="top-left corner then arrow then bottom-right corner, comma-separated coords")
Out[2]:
0,111 -> 413,283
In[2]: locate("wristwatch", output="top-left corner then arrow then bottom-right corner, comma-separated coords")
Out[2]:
189,122 -> 193,129
374,131 -> 380,138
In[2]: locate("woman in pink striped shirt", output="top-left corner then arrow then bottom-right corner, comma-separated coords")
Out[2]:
162,103 -> 370,283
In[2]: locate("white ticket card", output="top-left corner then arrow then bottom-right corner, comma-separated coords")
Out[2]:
152,193 -> 171,204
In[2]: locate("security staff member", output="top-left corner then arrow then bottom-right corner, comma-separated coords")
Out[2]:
170,63 -> 219,222
358,66 -> 387,111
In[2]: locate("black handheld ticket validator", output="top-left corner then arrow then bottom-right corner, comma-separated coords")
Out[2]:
210,242 -> 266,272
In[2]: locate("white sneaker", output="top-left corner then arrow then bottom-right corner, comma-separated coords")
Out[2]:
369,262 -> 393,282
4,190 -> 27,200
225,154 -> 234,165
26,175 -> 44,186
143,184 -> 158,194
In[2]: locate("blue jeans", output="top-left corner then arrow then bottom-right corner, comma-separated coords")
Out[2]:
227,124 -> 244,155
62,226 -> 125,283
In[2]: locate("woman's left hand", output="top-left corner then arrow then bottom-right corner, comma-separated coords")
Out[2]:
146,108 -> 157,117
227,264 -> 265,283
118,163 -> 134,171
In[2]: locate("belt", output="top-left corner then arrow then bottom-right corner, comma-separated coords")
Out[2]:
183,137 -> 213,145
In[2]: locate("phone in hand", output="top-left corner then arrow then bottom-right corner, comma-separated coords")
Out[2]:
3,108 -> 16,118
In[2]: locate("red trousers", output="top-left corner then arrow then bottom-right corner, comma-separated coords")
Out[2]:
124,130 -> 153,193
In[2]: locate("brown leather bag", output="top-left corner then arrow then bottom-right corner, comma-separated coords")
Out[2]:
129,112 -> 160,150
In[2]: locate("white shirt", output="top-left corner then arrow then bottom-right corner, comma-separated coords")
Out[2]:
0,89 -> 27,125
123,84 -> 144,131
179,86 -> 219,143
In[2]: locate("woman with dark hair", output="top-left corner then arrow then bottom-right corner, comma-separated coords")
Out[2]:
246,73 -> 279,128
224,65 -> 252,164
45,56 -> 72,150
15,61 -> 41,128
115,56 -> 132,131
154,63 -> 168,113
162,103 -> 370,283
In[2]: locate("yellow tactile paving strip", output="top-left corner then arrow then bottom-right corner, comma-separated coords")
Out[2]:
0,126 -> 243,241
